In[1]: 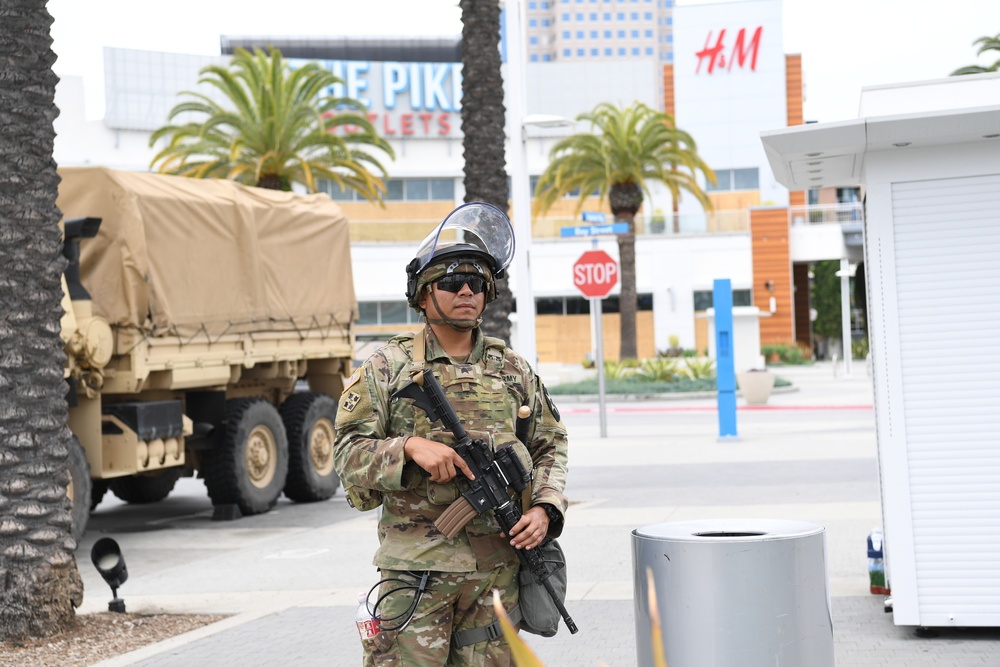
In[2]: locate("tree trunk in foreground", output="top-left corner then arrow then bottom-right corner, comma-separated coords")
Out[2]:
0,0 -> 84,641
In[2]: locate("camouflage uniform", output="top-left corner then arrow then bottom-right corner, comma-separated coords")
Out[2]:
334,326 -> 569,666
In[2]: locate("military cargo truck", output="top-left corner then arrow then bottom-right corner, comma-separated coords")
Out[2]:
58,167 -> 357,541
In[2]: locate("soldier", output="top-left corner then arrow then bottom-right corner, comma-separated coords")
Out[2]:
334,202 -> 569,667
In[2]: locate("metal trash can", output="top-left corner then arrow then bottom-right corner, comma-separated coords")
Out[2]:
632,519 -> 833,667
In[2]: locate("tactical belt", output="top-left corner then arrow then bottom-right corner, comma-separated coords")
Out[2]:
452,604 -> 522,647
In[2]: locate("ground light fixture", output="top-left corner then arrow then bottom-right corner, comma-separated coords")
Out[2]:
91,537 -> 128,613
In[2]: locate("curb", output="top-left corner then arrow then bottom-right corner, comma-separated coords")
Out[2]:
551,384 -> 800,403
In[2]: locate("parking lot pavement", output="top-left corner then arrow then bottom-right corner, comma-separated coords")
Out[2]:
86,362 -> 1000,666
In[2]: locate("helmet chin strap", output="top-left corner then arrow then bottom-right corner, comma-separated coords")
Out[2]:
423,287 -> 483,332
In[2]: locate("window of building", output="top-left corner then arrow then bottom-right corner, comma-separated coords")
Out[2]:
542,18 -> 550,26
644,29 -> 653,37
603,12 -> 611,19
529,1 -> 537,8
577,48 -> 585,56
630,11 -> 638,19
704,168 -> 759,192
563,48 -> 572,56
616,11 -> 625,19
530,54 -> 539,62
543,53 -> 552,61
732,168 -> 759,190
530,36 -> 539,45
604,47 -> 613,55
644,11 -> 652,18
666,16 -> 672,25
326,177 -> 453,202
590,47 -> 598,55
535,294 -> 653,315
645,47 -> 653,55
561,12 -> 570,20
617,29 -> 625,37
631,47 -> 640,55
667,33 -> 673,42
575,12 -> 584,19
631,29 -> 639,37
576,30 -> 585,38
541,1 -> 550,7
590,12 -> 598,19
692,289 -> 752,311
562,30 -> 571,38
357,301 -> 422,325
529,18 -> 537,27
603,29 -> 612,37
590,30 -> 598,38
618,47 -> 626,55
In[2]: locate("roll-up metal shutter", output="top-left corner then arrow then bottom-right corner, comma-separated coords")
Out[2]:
891,173 -> 1000,627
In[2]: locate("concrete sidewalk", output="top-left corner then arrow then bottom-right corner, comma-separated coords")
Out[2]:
77,362 -> 1000,666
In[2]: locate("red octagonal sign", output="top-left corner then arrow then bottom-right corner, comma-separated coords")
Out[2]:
573,249 -> 619,299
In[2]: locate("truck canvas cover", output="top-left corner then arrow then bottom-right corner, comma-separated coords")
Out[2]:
57,167 -> 358,339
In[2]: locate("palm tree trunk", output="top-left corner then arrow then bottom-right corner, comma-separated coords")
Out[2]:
0,0 -> 84,641
460,0 -> 512,343
616,214 -> 639,360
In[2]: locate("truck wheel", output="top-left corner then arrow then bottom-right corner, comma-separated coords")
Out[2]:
280,392 -> 340,502
67,436 -> 92,543
91,479 -> 109,511
204,398 -> 289,516
110,468 -> 183,504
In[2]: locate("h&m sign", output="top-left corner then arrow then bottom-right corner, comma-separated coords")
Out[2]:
695,26 -> 763,75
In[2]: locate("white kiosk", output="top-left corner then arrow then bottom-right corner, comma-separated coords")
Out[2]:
761,72 -> 1000,628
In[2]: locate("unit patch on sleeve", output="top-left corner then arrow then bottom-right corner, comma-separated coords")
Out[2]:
342,390 -> 362,412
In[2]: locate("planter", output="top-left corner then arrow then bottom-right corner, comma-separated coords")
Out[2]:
737,370 -> 776,405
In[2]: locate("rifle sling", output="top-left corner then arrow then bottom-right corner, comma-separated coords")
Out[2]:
434,496 -> 479,539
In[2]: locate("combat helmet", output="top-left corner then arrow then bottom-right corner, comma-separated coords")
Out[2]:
405,202 -> 515,309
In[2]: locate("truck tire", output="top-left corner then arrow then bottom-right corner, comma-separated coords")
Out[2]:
280,392 -> 340,502
110,468 -> 183,504
67,436 -> 92,543
204,398 -> 289,516
91,479 -> 109,511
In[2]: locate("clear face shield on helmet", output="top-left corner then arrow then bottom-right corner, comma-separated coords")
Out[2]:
412,202 -> 516,277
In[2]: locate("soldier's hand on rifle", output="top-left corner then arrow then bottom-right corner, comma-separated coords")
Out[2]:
507,505 -> 549,551
403,436 -> 475,483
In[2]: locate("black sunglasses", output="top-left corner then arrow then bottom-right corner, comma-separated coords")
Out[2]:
435,274 -> 487,294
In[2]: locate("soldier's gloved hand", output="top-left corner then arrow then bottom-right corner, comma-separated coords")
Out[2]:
507,506 -> 549,551
403,436 -> 475,483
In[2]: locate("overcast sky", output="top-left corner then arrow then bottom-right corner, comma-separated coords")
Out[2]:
48,0 -> 1000,123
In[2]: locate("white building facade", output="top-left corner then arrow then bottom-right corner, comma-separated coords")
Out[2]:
55,0 -> 819,365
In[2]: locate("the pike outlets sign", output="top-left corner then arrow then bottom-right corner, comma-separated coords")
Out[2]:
695,26 -> 763,74
305,59 -> 463,138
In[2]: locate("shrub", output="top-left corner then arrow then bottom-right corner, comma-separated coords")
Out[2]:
637,358 -> 680,382
603,358 -> 640,380
762,342 -> 810,365
852,336 -> 869,360
682,357 -> 716,380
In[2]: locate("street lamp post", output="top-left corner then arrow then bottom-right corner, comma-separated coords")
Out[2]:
504,0 -> 571,367
504,0 -> 537,366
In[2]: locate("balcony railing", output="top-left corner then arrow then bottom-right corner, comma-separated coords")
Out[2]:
348,209 -> 750,243
789,203 -> 863,225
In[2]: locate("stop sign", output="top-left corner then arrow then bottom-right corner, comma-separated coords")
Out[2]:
573,250 -> 618,299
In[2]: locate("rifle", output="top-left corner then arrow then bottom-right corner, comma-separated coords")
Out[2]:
392,368 -> 579,634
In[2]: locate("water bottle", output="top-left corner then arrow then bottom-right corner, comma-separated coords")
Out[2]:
356,591 -> 380,640
867,529 -> 889,595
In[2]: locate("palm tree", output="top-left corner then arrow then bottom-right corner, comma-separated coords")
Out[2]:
459,0 -> 513,343
951,33 -> 1000,75
150,48 -> 394,199
534,102 -> 714,360
0,0 -> 84,640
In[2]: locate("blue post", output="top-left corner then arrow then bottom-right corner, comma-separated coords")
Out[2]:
714,279 -> 738,439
